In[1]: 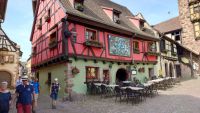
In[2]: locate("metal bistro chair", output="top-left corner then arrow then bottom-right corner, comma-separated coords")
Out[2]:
101,84 -> 108,98
125,88 -> 140,104
91,82 -> 101,95
114,86 -> 124,103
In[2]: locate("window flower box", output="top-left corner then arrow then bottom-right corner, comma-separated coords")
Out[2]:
133,49 -> 140,54
145,51 -> 160,56
161,49 -> 168,54
83,40 -> 103,48
44,15 -> 50,22
37,24 -> 42,30
171,52 -> 177,56
49,40 -> 58,49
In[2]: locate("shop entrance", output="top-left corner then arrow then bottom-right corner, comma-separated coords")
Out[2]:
116,68 -> 128,82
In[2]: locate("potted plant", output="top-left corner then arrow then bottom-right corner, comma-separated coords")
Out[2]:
37,24 -> 42,30
72,67 -> 80,75
133,49 -> 140,54
76,3 -> 84,12
83,40 -> 103,48
44,15 -> 50,22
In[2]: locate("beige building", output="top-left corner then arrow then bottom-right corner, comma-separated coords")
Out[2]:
0,27 -> 22,88
0,0 -> 22,88
179,0 -> 200,53
154,0 -> 200,78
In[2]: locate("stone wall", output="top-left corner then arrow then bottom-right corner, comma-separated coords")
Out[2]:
178,0 -> 200,53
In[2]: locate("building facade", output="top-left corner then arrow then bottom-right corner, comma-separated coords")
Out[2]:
0,0 -> 22,88
178,0 -> 200,53
154,15 -> 200,78
31,0 -> 159,97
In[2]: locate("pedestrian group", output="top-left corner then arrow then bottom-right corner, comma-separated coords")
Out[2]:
0,75 -> 60,113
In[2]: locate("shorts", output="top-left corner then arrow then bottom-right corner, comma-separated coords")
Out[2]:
34,94 -> 39,102
50,93 -> 58,100
17,103 -> 31,113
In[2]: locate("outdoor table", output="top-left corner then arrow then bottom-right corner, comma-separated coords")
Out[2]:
94,83 -> 102,86
106,84 -> 119,88
143,83 -> 153,87
122,81 -> 132,86
121,86 -> 144,91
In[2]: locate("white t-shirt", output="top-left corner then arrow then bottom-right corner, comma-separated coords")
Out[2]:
16,79 -> 22,87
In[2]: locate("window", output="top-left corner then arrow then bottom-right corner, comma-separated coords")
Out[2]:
48,9 -> 51,17
45,9 -> 51,22
148,42 -> 156,52
9,55 -> 14,63
171,43 -> 174,53
189,3 -> 200,22
194,22 -> 200,38
160,39 -> 166,51
32,46 -> 37,55
85,29 -> 97,41
172,31 -> 181,41
49,31 -> 57,49
103,70 -> 110,84
113,10 -> 121,24
194,5 -> 200,13
140,21 -> 145,29
47,72 -> 51,86
133,41 -> 140,53
86,67 -> 99,81
74,0 -> 84,11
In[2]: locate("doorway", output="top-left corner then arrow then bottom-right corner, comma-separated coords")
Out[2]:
165,63 -> 168,77
169,63 -> 174,77
148,68 -> 154,79
116,68 -> 128,82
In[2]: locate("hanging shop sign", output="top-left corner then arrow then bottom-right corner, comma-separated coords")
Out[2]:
181,57 -> 189,64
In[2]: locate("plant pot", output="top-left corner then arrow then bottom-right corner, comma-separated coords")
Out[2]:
44,16 -> 50,22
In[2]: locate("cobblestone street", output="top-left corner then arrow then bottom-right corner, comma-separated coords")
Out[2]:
10,78 -> 200,113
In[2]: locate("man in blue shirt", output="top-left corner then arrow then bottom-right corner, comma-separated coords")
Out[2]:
15,76 -> 34,113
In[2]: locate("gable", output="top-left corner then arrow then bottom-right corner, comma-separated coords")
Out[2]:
0,27 -> 18,52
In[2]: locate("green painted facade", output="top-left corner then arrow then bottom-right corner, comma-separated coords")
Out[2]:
37,58 -> 156,97
37,64 -> 66,97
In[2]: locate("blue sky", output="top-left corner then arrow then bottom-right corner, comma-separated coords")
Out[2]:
2,0 -> 178,61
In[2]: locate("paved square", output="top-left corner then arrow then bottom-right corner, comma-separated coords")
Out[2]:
10,78 -> 200,113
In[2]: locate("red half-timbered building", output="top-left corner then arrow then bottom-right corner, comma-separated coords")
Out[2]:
31,0 -> 159,96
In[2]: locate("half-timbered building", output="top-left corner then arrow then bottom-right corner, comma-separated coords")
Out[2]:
0,0 -> 22,88
31,0 -> 159,97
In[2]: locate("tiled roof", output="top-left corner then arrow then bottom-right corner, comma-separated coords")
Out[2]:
154,16 -> 182,33
59,0 -> 159,40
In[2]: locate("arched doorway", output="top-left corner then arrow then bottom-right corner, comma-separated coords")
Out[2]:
169,63 -> 174,77
0,71 -> 12,87
116,68 -> 128,82
165,63 -> 168,77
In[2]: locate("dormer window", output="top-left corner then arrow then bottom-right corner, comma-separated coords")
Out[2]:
113,10 -> 121,24
74,0 -> 84,12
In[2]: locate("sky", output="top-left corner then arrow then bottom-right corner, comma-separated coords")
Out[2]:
2,0 -> 178,61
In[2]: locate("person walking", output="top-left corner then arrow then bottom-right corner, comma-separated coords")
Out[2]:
50,78 -> 60,109
31,78 -> 40,113
15,76 -> 34,113
0,81 -> 12,113
16,76 -> 22,87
